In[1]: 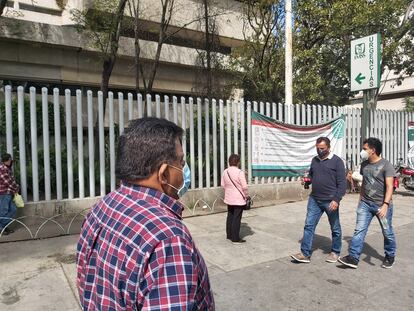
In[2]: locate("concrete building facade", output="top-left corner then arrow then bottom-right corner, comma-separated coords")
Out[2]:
0,0 -> 245,96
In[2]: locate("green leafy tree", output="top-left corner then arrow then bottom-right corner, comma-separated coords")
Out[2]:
293,0 -> 414,106
404,96 -> 414,112
228,0 -> 285,103
230,0 -> 414,106
71,0 -> 128,98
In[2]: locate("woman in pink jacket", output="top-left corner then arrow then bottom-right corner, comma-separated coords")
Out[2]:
221,154 -> 249,244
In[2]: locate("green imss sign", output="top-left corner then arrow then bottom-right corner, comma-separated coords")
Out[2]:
350,34 -> 381,92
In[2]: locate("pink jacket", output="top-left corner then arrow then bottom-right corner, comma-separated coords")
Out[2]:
221,166 -> 248,206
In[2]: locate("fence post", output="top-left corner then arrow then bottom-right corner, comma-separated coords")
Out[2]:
219,99 -> 225,178
119,92 -> 124,135
189,98 -> 195,189
226,100 -> 232,160
53,88 -> 63,200
240,99 -> 246,173
233,100 -> 239,154
98,91 -> 105,196
164,95 -> 170,120
65,89 -> 74,199
212,99 -> 218,187
155,94 -> 161,118
138,93 -> 143,118
87,90 -> 95,197
5,86 -> 13,156
30,87 -> 39,201
42,88 -> 51,200
197,98 -> 203,188
128,93 -> 133,121
109,92 -> 115,192
76,90 -> 85,198
205,98 -> 210,188
17,86 -> 27,201
181,97 -> 187,157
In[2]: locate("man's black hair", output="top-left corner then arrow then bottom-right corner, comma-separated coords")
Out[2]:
363,137 -> 382,156
316,137 -> 331,148
115,117 -> 184,181
1,153 -> 12,163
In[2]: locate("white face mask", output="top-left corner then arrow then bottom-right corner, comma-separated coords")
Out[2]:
360,150 -> 369,161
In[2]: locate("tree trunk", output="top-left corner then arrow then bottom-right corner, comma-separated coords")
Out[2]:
100,0 -> 128,99
146,0 -> 173,94
95,0 -> 127,159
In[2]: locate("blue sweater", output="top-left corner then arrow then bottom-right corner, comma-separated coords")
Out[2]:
309,154 -> 346,203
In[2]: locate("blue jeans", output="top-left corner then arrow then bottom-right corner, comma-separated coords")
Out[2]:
349,200 -> 396,261
0,194 -> 17,230
300,196 -> 342,257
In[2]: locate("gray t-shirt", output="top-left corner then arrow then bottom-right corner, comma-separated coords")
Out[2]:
360,158 -> 394,206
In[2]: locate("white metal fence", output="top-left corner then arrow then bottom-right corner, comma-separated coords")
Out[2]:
1,86 -> 413,203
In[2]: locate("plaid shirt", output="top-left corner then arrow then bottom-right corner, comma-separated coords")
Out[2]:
0,163 -> 19,195
77,184 -> 214,311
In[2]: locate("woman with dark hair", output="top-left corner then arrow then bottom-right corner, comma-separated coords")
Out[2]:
221,154 -> 249,244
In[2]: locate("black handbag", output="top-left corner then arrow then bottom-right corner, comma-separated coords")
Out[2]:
226,171 -> 252,210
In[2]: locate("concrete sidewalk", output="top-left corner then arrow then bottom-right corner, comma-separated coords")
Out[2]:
1,191 -> 414,310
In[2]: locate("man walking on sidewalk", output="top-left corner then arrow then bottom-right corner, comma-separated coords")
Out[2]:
291,137 -> 346,264
339,137 -> 396,269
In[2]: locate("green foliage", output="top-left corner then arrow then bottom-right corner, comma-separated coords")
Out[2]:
229,0 -> 285,103
0,94 -> 120,200
293,0 -> 414,105
230,0 -> 414,106
0,96 -> 62,145
404,96 -> 414,112
71,0 -> 122,55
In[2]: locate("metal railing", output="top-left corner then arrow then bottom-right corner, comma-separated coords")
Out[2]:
1,85 -> 413,203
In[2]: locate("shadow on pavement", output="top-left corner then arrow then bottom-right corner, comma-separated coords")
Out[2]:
240,222 -> 254,239
311,234 -> 334,254
343,235 -> 384,265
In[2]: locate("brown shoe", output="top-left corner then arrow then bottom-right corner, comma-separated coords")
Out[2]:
325,252 -> 339,263
291,252 -> 310,263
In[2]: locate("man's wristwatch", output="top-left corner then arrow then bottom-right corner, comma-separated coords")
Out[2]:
383,202 -> 390,206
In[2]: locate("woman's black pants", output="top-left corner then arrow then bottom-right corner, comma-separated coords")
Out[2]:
226,205 -> 245,242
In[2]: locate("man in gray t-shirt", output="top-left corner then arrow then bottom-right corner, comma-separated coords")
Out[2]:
339,138 -> 396,269
360,158 -> 395,206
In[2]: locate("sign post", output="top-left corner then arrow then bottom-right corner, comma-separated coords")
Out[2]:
350,33 -> 381,143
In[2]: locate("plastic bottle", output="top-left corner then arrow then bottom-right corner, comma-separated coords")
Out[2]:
379,217 -> 388,231
303,171 -> 311,189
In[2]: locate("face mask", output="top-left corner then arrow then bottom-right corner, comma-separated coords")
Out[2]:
166,163 -> 191,198
360,150 -> 369,161
317,148 -> 329,158
178,164 -> 191,197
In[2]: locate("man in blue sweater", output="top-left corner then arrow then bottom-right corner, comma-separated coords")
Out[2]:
291,137 -> 346,263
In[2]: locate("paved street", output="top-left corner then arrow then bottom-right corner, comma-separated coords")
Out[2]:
1,191 -> 414,311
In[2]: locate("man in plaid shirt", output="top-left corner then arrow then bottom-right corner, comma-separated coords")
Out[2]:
0,153 -> 19,235
77,117 -> 214,310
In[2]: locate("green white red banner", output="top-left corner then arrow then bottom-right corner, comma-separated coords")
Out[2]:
251,111 -> 346,177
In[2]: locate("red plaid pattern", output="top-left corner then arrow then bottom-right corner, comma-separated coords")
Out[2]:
0,163 -> 19,195
77,184 -> 214,310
